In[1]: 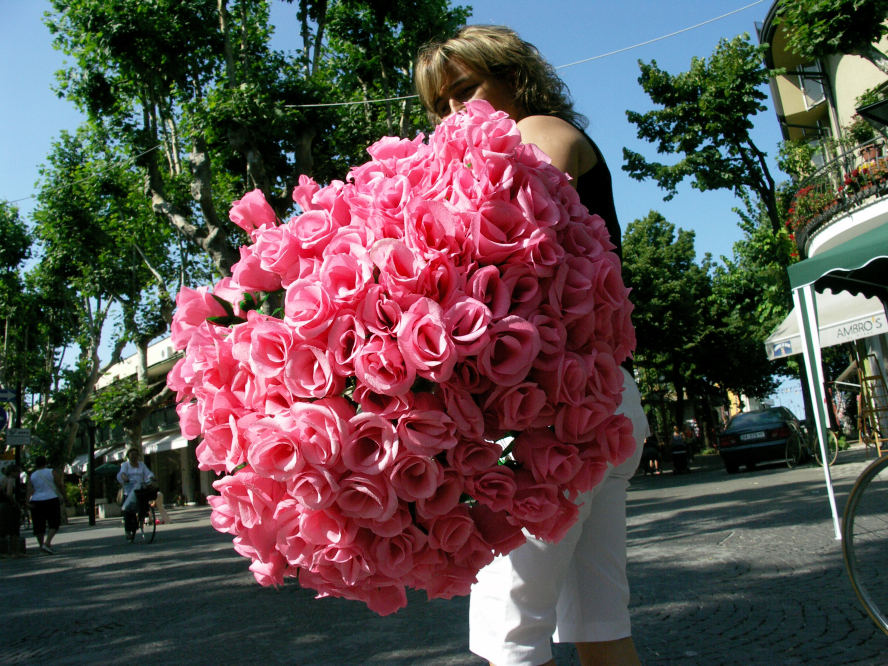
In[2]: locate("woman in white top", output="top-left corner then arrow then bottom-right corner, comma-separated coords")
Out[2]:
26,456 -> 65,554
116,448 -> 155,517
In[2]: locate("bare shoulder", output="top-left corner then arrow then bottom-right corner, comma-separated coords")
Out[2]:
515,115 -> 584,146
515,115 -> 596,180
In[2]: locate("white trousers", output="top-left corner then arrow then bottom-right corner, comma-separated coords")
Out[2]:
469,368 -> 649,666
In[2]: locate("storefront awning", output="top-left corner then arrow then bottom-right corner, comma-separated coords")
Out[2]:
143,432 -> 189,455
765,290 -> 886,360
65,445 -> 118,474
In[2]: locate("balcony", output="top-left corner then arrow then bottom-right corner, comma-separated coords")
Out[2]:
787,136 -> 888,258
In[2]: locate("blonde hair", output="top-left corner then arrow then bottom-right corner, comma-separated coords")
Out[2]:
415,25 -> 587,128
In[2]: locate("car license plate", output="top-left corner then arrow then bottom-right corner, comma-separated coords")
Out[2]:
740,431 -> 765,441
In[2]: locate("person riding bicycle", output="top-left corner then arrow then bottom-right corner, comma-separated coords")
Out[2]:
116,448 -> 155,537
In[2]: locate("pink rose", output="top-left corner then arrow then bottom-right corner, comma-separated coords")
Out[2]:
298,505 -> 357,547
445,296 -> 492,358
388,454 -> 444,502
342,412 -> 399,475
529,306 -> 568,371
369,239 -> 422,301
284,280 -> 336,340
568,450 -> 609,496
282,341 -> 343,399
513,428 -> 582,486
448,359 -> 493,395
373,524 -> 428,580
416,468 -> 464,519
244,416 -> 308,481
464,465 -> 516,513
320,254 -> 373,306
424,505 -> 475,553
358,285 -> 403,337
501,262 -> 544,318
438,384 -> 485,439
466,265 -> 510,319
353,383 -> 414,420
396,392 -> 458,456
507,470 -> 559,525
212,469 -> 285,531
554,398 -> 613,445
292,174 -> 321,211
354,502 -> 412,538
483,382 -> 547,432
244,315 -> 293,388
470,503 -> 526,556
478,316 -> 540,386
177,401 -> 201,439
396,297 -> 456,383
171,286 -> 228,350
231,246 -> 283,293
336,472 -> 399,523
230,189 -> 277,234
289,397 -> 354,468
287,466 -> 341,510
590,414 -> 637,466
471,200 -> 534,264
535,351 -> 589,407
354,334 -> 416,396
584,343 -> 623,403
445,438 -> 502,477
252,224 -> 305,286
525,491 -> 580,543
287,209 -> 340,257
327,310 -> 367,376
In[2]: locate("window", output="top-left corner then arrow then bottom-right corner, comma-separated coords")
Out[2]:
798,63 -> 826,111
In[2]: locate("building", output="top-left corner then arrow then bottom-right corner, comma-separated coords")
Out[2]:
68,336 -> 215,504
758,3 -> 888,437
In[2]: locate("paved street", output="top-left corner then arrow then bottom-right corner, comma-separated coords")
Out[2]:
2,446 -> 885,666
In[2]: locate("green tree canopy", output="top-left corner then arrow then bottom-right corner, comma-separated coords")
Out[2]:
778,0 -> 888,74
623,35 -> 782,236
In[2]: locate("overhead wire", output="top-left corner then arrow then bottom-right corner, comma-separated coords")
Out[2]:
0,143 -> 163,208
284,0 -> 768,109
3,0 -> 768,205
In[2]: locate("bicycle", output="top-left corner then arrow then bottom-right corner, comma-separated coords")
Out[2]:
842,453 -> 888,636
122,485 -> 157,544
785,422 -> 839,469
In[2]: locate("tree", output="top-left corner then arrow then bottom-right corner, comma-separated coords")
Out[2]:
623,35 -> 783,236
31,125 -> 186,459
778,0 -> 888,75
622,211 -> 709,432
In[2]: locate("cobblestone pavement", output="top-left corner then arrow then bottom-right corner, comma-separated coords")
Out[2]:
1,446 -> 885,666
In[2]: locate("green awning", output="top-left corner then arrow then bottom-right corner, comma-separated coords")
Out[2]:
788,224 -> 888,304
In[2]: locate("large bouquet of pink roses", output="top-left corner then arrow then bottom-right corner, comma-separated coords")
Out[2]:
168,100 -> 636,615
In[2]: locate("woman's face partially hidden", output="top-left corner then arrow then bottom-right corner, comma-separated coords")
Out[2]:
434,60 -> 524,121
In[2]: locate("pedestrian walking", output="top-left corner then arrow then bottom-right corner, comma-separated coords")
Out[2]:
26,456 -> 65,554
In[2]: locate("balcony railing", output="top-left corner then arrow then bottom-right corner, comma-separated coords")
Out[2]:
786,136 -> 888,258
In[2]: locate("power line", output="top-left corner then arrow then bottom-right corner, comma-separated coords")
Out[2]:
555,0 -> 768,69
285,0 -> 768,109
1,144 -> 163,208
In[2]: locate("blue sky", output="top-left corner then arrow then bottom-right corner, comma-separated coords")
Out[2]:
1,0 -> 800,409
4,0 -> 784,262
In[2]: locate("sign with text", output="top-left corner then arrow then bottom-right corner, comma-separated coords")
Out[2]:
6,428 -> 30,446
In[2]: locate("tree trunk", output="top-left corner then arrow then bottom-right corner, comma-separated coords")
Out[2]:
855,44 -> 888,76
218,0 -> 238,88
311,0 -> 328,77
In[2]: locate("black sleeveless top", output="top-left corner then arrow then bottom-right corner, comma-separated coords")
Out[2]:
575,131 -> 632,370
575,132 -> 622,262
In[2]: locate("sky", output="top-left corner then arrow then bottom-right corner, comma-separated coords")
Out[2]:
0,0 -> 800,411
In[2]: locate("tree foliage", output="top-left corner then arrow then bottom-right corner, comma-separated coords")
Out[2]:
778,0 -> 888,74
623,35 -> 783,236
623,210 -> 781,438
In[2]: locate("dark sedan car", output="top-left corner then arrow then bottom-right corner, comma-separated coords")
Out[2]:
718,407 -> 801,474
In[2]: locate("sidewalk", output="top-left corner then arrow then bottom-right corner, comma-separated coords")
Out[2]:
1,447 -> 884,665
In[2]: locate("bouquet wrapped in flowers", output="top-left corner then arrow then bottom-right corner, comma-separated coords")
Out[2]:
168,100 -> 636,615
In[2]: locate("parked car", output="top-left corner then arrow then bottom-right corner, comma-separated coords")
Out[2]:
717,407 -> 801,474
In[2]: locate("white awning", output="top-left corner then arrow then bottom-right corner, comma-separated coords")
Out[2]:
765,290 -> 886,360
65,445 -> 118,474
143,432 -> 189,455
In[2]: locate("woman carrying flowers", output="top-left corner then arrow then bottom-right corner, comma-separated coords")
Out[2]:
415,25 -> 648,666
